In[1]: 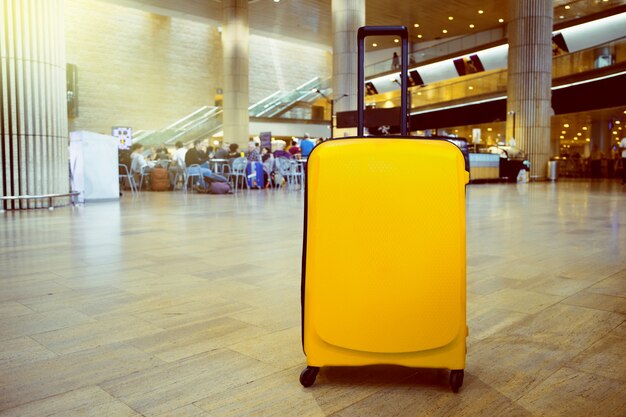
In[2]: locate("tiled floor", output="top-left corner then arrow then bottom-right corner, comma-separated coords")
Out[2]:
0,180 -> 624,416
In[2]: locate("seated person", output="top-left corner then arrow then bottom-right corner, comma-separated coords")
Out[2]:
130,143 -> 155,175
169,141 -> 187,189
227,143 -> 241,160
215,143 -> 229,159
272,140 -> 292,159
288,138 -> 301,157
246,141 -> 261,162
185,140 -> 228,188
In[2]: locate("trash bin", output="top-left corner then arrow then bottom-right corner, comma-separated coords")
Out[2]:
547,160 -> 558,181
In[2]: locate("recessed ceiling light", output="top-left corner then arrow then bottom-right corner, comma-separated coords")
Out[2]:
468,86 -> 474,90
582,126 -> 588,130
564,123 -> 569,127
560,135 -> 564,139
478,10 -> 484,14
498,18 -> 504,23
273,0 -> 280,2
613,131 -> 618,134
616,120 -> 621,124
469,24 -> 475,28
417,34 -> 423,38
442,29 -> 448,33
448,16 -> 454,20
585,138 -> 590,142
577,132 -> 582,136
414,23 -> 420,28
417,91 -> 422,95
487,127 -> 493,131
372,43 -> 378,47
394,39 -> 399,43
565,5 -> 571,9
561,130 -> 566,134
559,15 -> 565,19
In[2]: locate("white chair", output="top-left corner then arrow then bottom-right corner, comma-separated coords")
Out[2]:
228,158 -> 249,193
119,164 -> 137,194
182,162 -> 204,192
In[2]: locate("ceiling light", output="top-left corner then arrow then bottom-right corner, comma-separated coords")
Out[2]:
565,5 -> 571,9
417,91 -> 422,95
623,110 -> 626,114
585,138 -> 590,142
417,34 -> 423,38
564,123 -> 569,127
487,127 -> 493,131
273,0 -> 280,2
478,10 -> 484,14
469,24 -> 475,28
577,132 -> 582,136
574,137 -> 578,140
468,86 -> 474,90
561,130 -> 566,134
394,39 -> 399,43
498,18 -> 504,23
448,16 -> 454,20
372,43 -> 378,47
442,29 -> 448,34
559,15 -> 565,19
560,135 -> 564,139
582,126 -> 588,130
414,23 -> 420,28
616,120 -> 621,124
613,131 -> 618,134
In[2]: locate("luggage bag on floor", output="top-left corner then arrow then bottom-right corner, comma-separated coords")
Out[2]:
299,26 -> 469,393
150,167 -> 169,191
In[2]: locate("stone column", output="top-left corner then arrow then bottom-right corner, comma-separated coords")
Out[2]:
506,0 -> 554,180
222,0 -> 249,146
1,0 -> 69,210
332,0 -> 365,136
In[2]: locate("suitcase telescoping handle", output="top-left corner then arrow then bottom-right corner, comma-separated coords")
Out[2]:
357,26 -> 409,137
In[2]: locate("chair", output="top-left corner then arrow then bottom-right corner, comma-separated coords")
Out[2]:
228,158 -> 249,193
275,158 -> 302,190
182,162 -> 204,192
118,164 -> 137,194
137,165 -> 150,191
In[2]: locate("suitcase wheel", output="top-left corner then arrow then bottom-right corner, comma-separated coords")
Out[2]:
299,366 -> 320,388
449,370 -> 464,393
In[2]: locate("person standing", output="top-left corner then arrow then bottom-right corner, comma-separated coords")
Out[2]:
392,52 -> 400,70
620,136 -> 626,185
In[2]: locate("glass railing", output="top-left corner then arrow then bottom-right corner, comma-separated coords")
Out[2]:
552,36 -> 626,78
135,78 -> 332,146
365,0 -> 626,79
364,36 -> 626,111
249,77 -> 326,118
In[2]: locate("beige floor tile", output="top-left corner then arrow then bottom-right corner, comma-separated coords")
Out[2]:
100,349 -> 276,416
229,302 -> 301,332
479,289 -> 561,314
154,404 -> 215,417
195,365 -> 422,417
0,336 -> 57,371
516,367 -> 626,417
229,327 -> 303,370
569,334 -> 626,382
0,308 -> 95,342
128,317 -> 269,362
31,315 -> 165,355
0,301 -> 33,318
468,308 -> 530,340
587,269 -> 626,298
563,290 -> 626,315
134,298 -> 253,329
0,385 -> 141,417
0,343 -> 161,411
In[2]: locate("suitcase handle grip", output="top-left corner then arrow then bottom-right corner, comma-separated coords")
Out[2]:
357,26 -> 409,137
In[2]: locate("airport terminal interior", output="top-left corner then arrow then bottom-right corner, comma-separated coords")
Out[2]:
1,0 -> 625,416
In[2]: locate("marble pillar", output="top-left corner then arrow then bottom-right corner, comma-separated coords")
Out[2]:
506,0 -> 554,180
222,0 -> 249,146
1,0 -> 69,209
332,0 -> 365,136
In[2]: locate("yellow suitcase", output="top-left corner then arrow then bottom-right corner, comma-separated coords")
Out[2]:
299,26 -> 469,393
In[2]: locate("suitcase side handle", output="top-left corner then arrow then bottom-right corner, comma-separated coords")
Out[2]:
357,26 -> 409,137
